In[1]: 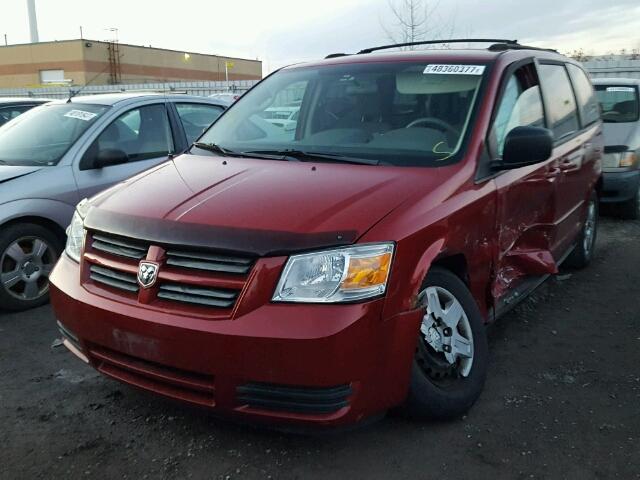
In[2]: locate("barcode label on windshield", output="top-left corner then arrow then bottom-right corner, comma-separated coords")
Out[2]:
64,110 -> 97,121
424,64 -> 485,75
606,87 -> 635,92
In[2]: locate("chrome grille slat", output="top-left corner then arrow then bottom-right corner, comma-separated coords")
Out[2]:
166,249 -> 253,275
92,233 -> 148,260
158,283 -> 237,308
89,265 -> 139,293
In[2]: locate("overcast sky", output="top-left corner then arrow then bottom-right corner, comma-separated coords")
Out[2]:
1,0 -> 639,72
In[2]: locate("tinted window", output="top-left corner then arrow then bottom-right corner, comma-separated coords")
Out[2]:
538,64 -> 580,141
491,68 -> 545,156
566,64 -> 599,126
176,103 -> 224,144
199,62 -> 487,167
84,104 -> 173,168
595,85 -> 639,123
0,103 -> 108,166
0,105 -> 34,126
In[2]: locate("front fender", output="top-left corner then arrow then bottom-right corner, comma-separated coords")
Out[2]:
0,198 -> 76,231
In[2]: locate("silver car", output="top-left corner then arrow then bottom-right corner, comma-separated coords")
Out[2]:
0,93 -> 226,311
593,78 -> 640,218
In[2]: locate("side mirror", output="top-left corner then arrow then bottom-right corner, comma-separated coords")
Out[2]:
94,148 -> 129,169
493,126 -> 553,170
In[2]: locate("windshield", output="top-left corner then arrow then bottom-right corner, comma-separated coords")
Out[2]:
0,103 -> 108,166
595,85 -> 639,123
198,61 -> 487,166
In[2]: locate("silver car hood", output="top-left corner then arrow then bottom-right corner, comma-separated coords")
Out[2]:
0,165 -> 43,184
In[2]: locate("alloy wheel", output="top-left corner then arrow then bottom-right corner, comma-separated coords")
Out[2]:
0,236 -> 58,301
416,285 -> 474,384
583,199 -> 597,256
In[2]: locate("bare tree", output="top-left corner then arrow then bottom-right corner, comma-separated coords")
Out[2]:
382,0 -> 455,49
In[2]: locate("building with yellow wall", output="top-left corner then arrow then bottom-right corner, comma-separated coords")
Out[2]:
0,39 -> 262,88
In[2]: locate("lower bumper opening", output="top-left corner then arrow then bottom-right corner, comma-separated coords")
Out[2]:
88,345 -> 216,407
236,382 -> 352,414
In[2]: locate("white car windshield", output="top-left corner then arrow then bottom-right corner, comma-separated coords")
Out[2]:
0,103 -> 108,166
198,61 -> 487,167
595,85 -> 639,123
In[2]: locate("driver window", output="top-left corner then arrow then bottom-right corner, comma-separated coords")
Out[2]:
490,66 -> 545,157
82,103 -> 173,169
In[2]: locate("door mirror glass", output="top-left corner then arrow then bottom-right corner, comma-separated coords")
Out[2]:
94,148 -> 129,168
497,126 -> 553,169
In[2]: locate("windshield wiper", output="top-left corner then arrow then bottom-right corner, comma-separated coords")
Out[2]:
192,143 -> 293,161
192,142 -> 236,156
242,149 -> 381,165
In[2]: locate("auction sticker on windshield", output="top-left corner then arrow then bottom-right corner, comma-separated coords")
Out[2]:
64,110 -> 98,121
606,87 -> 636,92
423,64 -> 485,75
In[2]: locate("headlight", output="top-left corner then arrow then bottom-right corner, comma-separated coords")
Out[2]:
272,243 -> 394,303
603,151 -> 638,170
65,199 -> 89,262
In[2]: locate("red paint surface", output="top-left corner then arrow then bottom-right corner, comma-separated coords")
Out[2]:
50,49 -> 602,427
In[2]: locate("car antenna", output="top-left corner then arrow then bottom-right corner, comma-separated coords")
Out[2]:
66,65 -> 111,103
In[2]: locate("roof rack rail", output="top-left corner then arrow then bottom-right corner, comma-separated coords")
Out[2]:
357,38 -> 518,54
488,42 -> 558,53
325,53 -> 351,59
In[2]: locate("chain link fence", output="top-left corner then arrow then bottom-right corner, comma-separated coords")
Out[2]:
0,80 -> 259,99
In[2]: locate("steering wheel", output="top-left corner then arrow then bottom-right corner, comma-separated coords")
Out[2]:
405,117 -> 460,138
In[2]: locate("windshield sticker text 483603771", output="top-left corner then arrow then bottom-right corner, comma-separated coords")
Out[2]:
423,64 -> 486,75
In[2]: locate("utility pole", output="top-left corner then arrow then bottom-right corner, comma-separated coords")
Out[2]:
4,34 -> 7,46
80,26 -> 83,39
26,0 -> 39,43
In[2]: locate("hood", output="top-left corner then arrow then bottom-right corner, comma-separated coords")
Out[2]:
602,121 -> 640,149
0,165 -> 43,184
86,154 -> 445,256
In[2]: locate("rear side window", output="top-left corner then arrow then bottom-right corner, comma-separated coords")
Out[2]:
538,64 -> 580,141
490,65 -> 545,156
566,64 -> 600,126
595,85 -> 639,123
175,103 -> 225,144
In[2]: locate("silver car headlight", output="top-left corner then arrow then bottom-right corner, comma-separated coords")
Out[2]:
65,199 -> 89,263
272,243 -> 394,303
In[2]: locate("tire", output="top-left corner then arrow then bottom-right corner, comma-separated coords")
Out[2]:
565,191 -> 598,269
617,186 -> 640,220
404,267 -> 489,420
0,223 -> 63,312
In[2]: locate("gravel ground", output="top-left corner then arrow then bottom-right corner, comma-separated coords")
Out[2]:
1,217 -> 639,480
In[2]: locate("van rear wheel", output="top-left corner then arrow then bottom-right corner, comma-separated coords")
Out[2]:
404,267 -> 488,420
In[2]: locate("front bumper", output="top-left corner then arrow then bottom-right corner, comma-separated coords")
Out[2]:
50,254 -> 422,427
601,169 -> 640,203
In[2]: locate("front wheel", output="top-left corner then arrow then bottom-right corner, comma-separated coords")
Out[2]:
0,223 -> 62,311
404,267 -> 489,420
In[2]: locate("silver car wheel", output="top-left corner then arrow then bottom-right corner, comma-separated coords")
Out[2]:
1,236 -> 57,301
583,199 -> 597,256
417,285 -> 474,379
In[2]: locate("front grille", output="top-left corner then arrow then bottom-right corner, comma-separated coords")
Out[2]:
85,230 -> 253,314
92,233 -> 148,260
236,382 -> 352,414
158,282 -> 238,308
89,265 -> 139,293
166,249 -> 254,275
89,345 -> 215,407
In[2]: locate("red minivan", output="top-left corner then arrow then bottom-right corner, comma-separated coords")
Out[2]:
50,40 -> 603,427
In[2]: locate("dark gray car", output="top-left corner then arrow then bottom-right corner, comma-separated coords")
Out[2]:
0,93 -> 226,311
0,97 -> 51,127
593,78 -> 640,218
